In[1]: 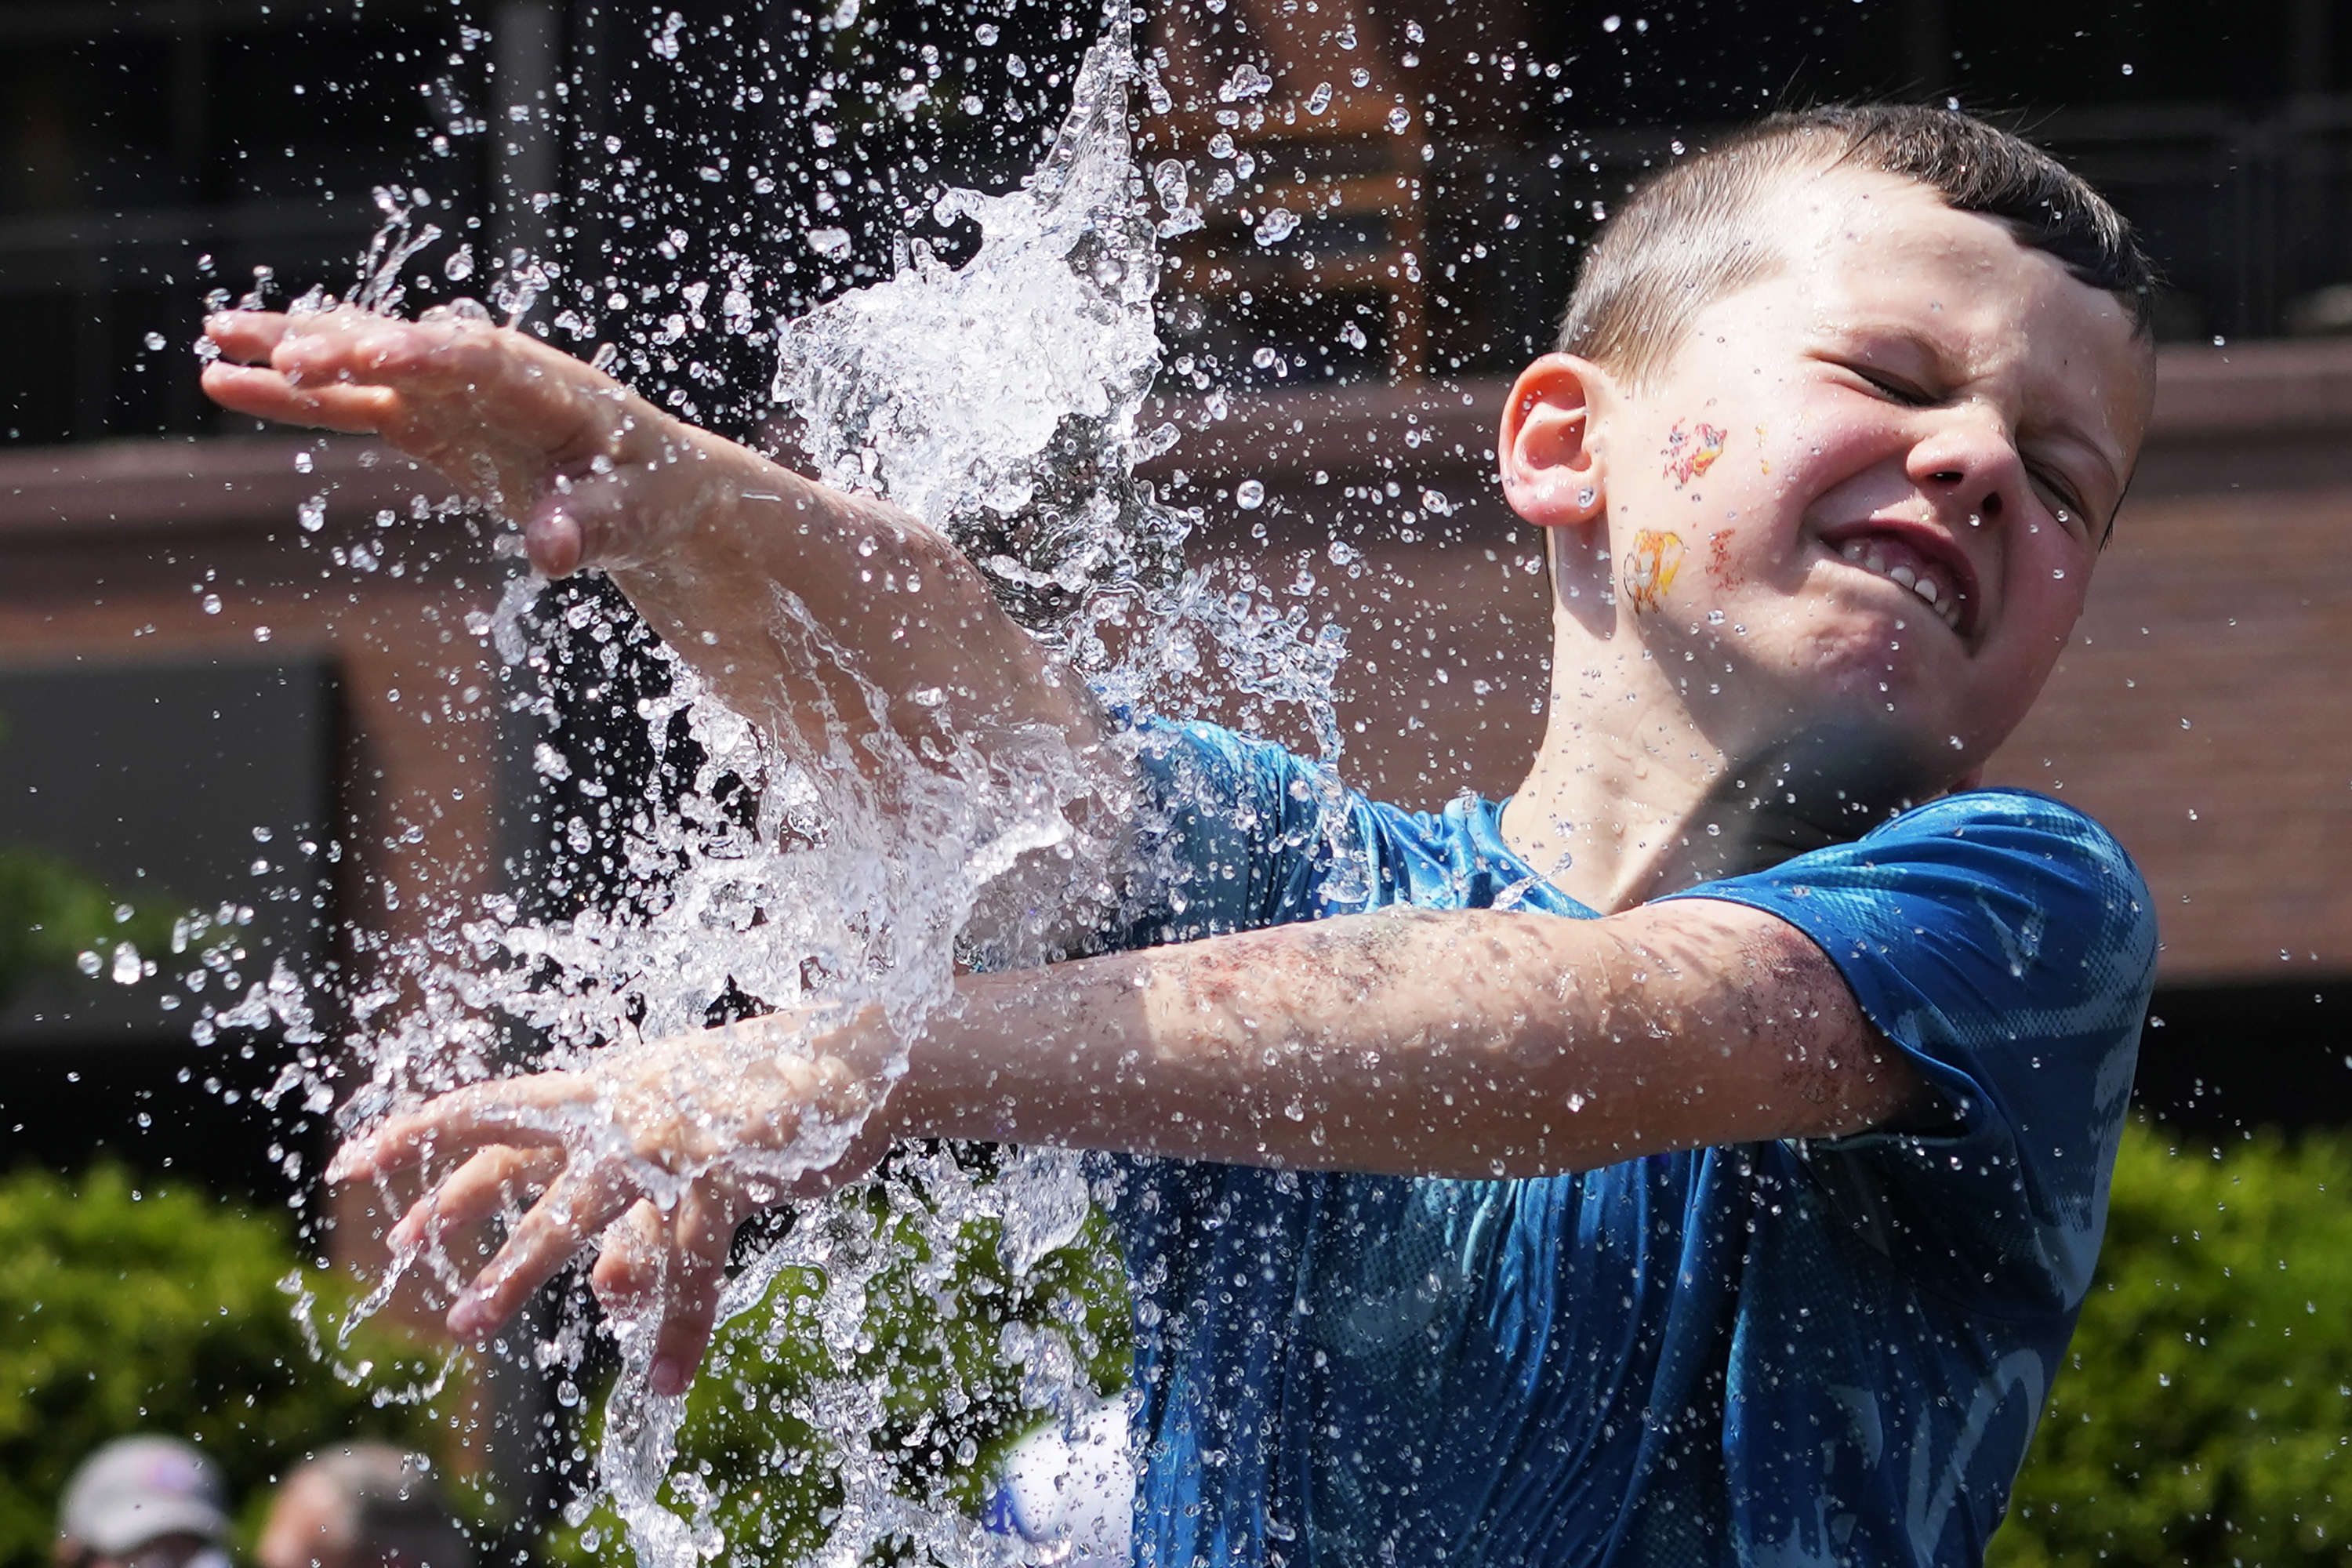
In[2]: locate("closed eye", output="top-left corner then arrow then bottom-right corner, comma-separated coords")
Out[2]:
1845,363 -> 1937,407
2026,463 -> 2089,528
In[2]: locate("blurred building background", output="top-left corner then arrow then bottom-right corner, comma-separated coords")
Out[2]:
1,0 -> 2347,1394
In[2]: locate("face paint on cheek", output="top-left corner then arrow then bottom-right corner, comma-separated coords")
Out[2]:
1662,422 -> 1728,487
1623,529 -> 1685,613
1707,528 -> 1740,585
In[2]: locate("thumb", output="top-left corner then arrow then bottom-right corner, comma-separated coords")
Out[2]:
517,458 -> 703,579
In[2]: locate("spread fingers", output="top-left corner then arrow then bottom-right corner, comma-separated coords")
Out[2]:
446,1160 -> 637,1338
331,1073 -> 590,1186
387,1145 -> 564,1255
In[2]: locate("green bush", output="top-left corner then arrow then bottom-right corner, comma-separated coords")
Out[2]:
0,848 -> 180,1012
1993,1120 -> 2352,1566
546,1156 -> 1131,1568
530,1125 -> 2352,1567
0,1163 -> 455,1568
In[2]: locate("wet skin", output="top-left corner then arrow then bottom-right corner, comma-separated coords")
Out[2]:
209,166 -> 2150,1396
1497,165 -> 2154,912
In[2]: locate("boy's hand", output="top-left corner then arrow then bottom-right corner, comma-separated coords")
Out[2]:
332,1011 -> 897,1396
201,309 -> 716,579
201,308 -> 1111,768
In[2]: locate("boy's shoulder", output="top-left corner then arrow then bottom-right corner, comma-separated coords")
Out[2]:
1123,714 -> 2152,964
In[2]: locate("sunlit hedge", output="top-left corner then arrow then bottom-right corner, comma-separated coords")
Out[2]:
11,1122 -> 2347,1568
1993,1121 -> 2352,1566
0,1164 -> 451,1568
544,1156 -> 1132,1568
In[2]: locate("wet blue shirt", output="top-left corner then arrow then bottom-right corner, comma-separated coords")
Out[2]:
1102,719 -> 2155,1568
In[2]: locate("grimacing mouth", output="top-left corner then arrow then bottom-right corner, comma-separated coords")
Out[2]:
1816,518 -> 1982,638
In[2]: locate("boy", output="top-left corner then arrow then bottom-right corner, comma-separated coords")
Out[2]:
205,104 -> 2158,1564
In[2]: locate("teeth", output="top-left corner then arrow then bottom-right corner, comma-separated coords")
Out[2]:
1834,536 -> 1968,634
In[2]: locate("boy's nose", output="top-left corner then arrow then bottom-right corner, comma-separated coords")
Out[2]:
1906,409 -> 2019,528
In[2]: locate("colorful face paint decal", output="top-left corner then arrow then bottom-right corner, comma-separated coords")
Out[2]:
1707,528 -> 1738,584
1662,421 -> 1727,486
1623,529 -> 1685,613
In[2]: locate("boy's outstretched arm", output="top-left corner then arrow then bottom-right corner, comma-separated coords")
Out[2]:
201,311 -> 1109,766
908,896 -> 1931,1173
336,896 -> 1929,1392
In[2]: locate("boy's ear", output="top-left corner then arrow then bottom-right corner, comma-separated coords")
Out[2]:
1498,354 -> 1609,530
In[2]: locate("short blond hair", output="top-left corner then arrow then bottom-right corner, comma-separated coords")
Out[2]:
1557,104 -> 2155,388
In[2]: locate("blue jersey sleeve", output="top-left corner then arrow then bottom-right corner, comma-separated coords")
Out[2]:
1668,789 -> 2158,1319
1120,716 -> 1369,938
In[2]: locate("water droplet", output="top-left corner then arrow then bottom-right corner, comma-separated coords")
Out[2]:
298,493 -> 327,532
143,331 -> 167,351
1305,82 -> 1332,114
1387,105 -> 1412,132
252,626 -> 272,643
111,942 -> 143,985
1253,208 -> 1298,245
201,593 -> 222,615
808,227 -> 852,260
443,243 -> 474,281
1151,158 -> 1188,211
1602,13 -> 1623,31
1219,62 -> 1273,101
1236,479 -> 1266,510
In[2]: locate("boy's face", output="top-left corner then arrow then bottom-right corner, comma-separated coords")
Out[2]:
1510,166 -> 2155,793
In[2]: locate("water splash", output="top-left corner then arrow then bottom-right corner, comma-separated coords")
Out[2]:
771,13 -> 1187,648
213,7 -> 1358,1566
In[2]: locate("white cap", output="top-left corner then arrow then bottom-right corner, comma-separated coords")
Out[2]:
59,1437 -> 231,1557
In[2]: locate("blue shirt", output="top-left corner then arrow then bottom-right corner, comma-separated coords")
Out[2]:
1101,719 -> 2155,1568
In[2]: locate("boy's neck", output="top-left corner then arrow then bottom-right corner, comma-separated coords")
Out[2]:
1500,633 -> 1936,913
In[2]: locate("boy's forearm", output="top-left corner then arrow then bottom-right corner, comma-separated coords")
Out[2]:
883,901 -> 1923,1177
606,430 -> 1106,753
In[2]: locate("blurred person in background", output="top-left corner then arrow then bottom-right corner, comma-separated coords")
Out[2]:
56,1436 -> 234,1568
255,1446 -> 469,1568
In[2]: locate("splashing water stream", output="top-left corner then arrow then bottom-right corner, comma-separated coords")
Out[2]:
245,9 -> 1352,1566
